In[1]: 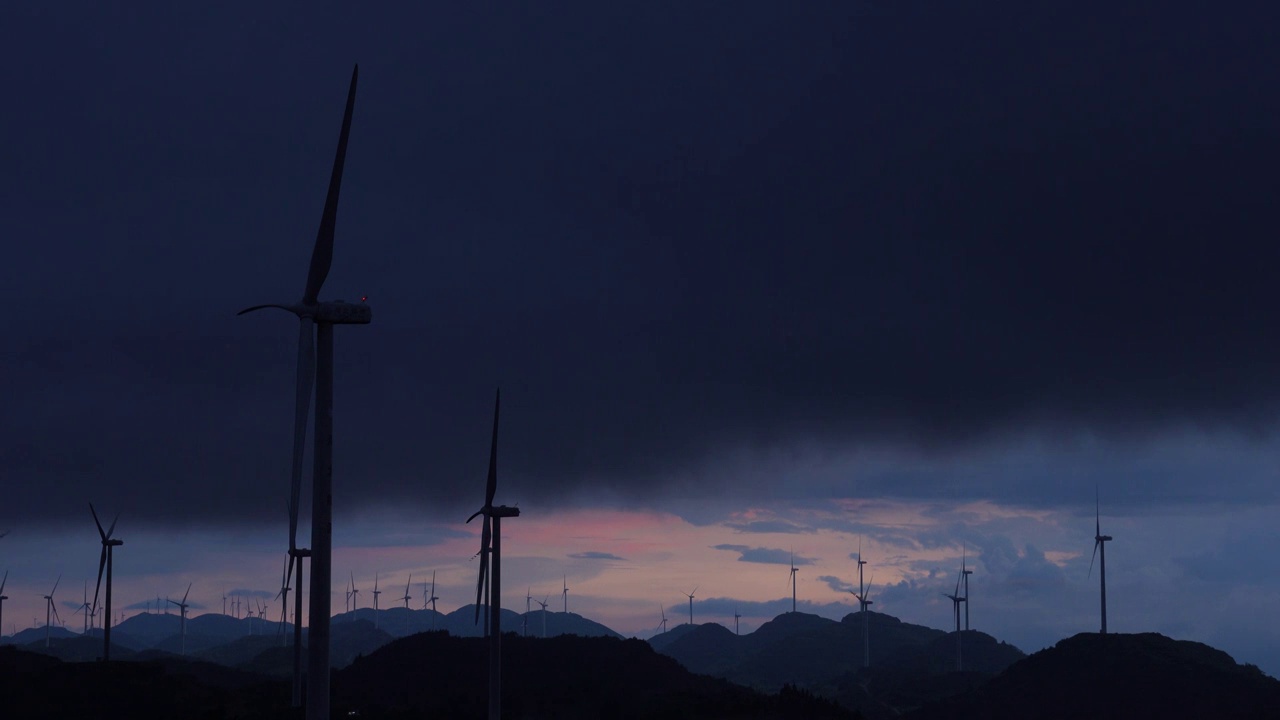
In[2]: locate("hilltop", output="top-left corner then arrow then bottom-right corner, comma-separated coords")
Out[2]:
652,611 -> 1025,718
906,632 -> 1280,720
335,631 -> 856,719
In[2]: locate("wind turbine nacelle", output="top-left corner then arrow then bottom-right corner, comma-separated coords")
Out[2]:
315,301 -> 372,324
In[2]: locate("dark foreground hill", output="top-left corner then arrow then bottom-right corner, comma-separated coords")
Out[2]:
654,612 -> 1025,719
0,645 -> 288,720
336,631 -> 859,719
906,632 -> 1280,720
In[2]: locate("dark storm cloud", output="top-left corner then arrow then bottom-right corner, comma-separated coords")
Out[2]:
712,545 -> 816,566
569,551 -> 625,562
5,1 -> 1280,526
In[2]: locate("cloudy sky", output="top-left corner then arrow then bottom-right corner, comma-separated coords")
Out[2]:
4,0 -> 1280,674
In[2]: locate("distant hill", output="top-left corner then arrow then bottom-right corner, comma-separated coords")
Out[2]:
334,630 -> 857,719
906,632 -> 1280,720
653,611 -> 1026,718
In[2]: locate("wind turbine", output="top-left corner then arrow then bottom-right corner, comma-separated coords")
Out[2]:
961,544 -> 973,631
1089,487 -> 1113,635
350,572 -> 360,612
562,575 -> 569,614
465,389 -> 520,720
372,573 -> 381,629
524,588 -> 531,637
276,558 -> 292,644
401,575 -> 412,609
850,573 -> 875,668
789,549 -> 798,613
239,64 -> 366,720
90,503 -> 122,661
942,566 -> 964,672
345,576 -> 352,614
684,587 -> 698,626
536,596 -> 549,638
43,575 -> 62,647
79,582 -> 91,635
168,583 -> 191,656
427,571 -> 439,629
658,605 -> 668,634
734,609 -> 741,636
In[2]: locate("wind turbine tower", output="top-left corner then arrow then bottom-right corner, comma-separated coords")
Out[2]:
1,571 -> 11,640
43,575 -> 61,647
465,390 -> 521,720
942,567 -> 964,672
427,572 -> 439,629
789,549 -> 798,613
536,597 -> 549,637
685,587 -> 698,626
168,583 -> 191,655
90,503 -> 122,661
1090,488 -> 1113,635
961,545 -> 973,631
239,65 -> 366,720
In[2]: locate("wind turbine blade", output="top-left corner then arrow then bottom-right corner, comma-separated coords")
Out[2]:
474,516 -> 491,623
51,574 -> 61,596
0,570 -> 6,595
430,570 -> 436,598
288,317 -> 316,552
1096,485 -> 1101,537
90,503 -> 107,541
93,548 -> 106,612
303,64 -> 359,305
105,513 -> 119,540
485,389 -> 500,507
1088,539 -> 1099,578
182,583 -> 192,605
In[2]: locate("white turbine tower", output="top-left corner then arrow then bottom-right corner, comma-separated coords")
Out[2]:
426,571 -> 439,629
536,597 -> 550,638
465,389 -> 520,720
239,65 -> 366,720
1089,487 -> 1113,635
43,575 -> 62,648
168,583 -> 191,655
